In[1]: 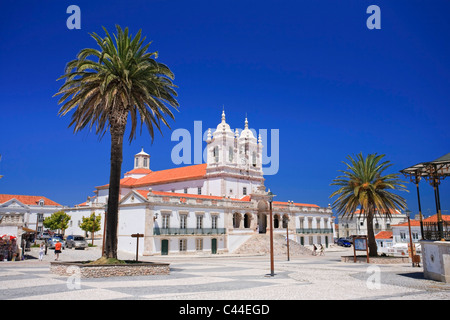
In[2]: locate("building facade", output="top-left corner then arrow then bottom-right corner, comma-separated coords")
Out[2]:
338,209 -> 408,239
66,112 -> 335,255
0,194 -> 63,237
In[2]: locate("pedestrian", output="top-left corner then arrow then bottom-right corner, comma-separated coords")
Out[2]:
39,242 -> 45,261
54,239 -> 62,261
319,244 -> 325,256
312,244 -> 317,256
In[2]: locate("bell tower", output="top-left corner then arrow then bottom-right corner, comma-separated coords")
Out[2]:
134,148 -> 150,170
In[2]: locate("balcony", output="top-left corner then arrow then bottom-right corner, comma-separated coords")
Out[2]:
153,228 -> 226,236
296,228 -> 333,234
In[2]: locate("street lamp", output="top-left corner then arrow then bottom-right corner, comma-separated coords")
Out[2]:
268,189 -> 275,276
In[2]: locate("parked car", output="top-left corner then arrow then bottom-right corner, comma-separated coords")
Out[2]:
66,235 -> 88,250
337,238 -> 352,247
46,237 -> 65,249
39,231 -> 51,240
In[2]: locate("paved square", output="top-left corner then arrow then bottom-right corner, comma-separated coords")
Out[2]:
0,246 -> 448,300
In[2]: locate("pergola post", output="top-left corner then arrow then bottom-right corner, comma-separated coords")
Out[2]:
400,153 -> 449,241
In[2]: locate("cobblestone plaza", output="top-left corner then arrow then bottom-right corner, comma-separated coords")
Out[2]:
0,246 -> 448,301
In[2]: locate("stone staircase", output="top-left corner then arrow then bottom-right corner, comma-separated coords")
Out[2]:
233,233 -> 313,256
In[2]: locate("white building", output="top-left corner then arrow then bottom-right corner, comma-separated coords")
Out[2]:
66,112 -> 334,255
338,209 -> 408,239
0,194 -> 63,237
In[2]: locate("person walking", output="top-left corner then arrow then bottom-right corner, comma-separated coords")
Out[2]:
319,244 -> 325,256
39,242 -> 45,261
54,240 -> 62,261
312,244 -> 317,256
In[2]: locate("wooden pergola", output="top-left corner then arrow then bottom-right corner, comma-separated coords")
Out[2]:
400,153 -> 450,241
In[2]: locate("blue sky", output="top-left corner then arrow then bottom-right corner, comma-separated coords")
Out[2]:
0,0 -> 449,217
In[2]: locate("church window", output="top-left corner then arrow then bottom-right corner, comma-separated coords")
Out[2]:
229,147 -> 233,162
135,158 -> 139,167
213,146 -> 219,163
243,187 -> 247,196
143,158 -> 148,167
252,152 -> 257,167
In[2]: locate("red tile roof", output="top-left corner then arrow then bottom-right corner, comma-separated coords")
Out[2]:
97,164 -> 207,189
393,219 -> 421,227
423,214 -> 450,223
125,168 -> 152,175
134,164 -> 207,187
0,194 -> 62,207
375,231 -> 393,239
135,189 -> 252,202
273,201 -> 319,208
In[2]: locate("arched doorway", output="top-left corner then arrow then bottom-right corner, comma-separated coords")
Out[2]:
232,213 -> 241,229
274,214 -> 280,229
244,213 -> 251,229
258,214 -> 267,233
257,200 -> 268,233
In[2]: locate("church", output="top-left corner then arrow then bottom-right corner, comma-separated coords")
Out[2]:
66,112 -> 335,255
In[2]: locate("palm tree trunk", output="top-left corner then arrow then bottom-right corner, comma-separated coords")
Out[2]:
104,123 -> 125,259
366,208 -> 378,257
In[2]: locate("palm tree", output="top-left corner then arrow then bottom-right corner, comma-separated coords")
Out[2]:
55,25 -> 179,259
330,153 -> 408,256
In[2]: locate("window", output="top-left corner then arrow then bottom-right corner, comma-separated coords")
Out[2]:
252,152 -> 256,167
198,187 -> 202,195
135,158 -> 139,167
143,158 -> 148,167
196,215 -> 203,229
212,215 -> 218,229
184,188 -> 188,194
400,232 -> 406,240
229,147 -> 233,162
212,146 -> 219,163
179,239 -> 187,252
243,187 -> 247,196
162,214 -> 170,229
180,215 -> 187,229
196,238 -> 203,251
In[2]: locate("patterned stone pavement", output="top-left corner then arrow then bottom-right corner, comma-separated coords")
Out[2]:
0,247 -> 449,302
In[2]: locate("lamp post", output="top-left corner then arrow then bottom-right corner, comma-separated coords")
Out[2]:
268,189 -> 275,276
285,214 -> 290,261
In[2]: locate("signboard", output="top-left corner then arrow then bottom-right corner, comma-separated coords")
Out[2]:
353,236 -> 369,263
354,237 -> 367,251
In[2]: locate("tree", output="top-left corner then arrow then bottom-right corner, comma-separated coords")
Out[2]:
55,25 -> 179,259
80,212 -> 102,245
43,211 -> 71,235
330,153 -> 408,256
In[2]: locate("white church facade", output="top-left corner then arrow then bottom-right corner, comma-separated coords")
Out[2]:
65,112 -> 334,256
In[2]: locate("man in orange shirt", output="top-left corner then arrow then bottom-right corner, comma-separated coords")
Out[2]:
54,239 -> 62,261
